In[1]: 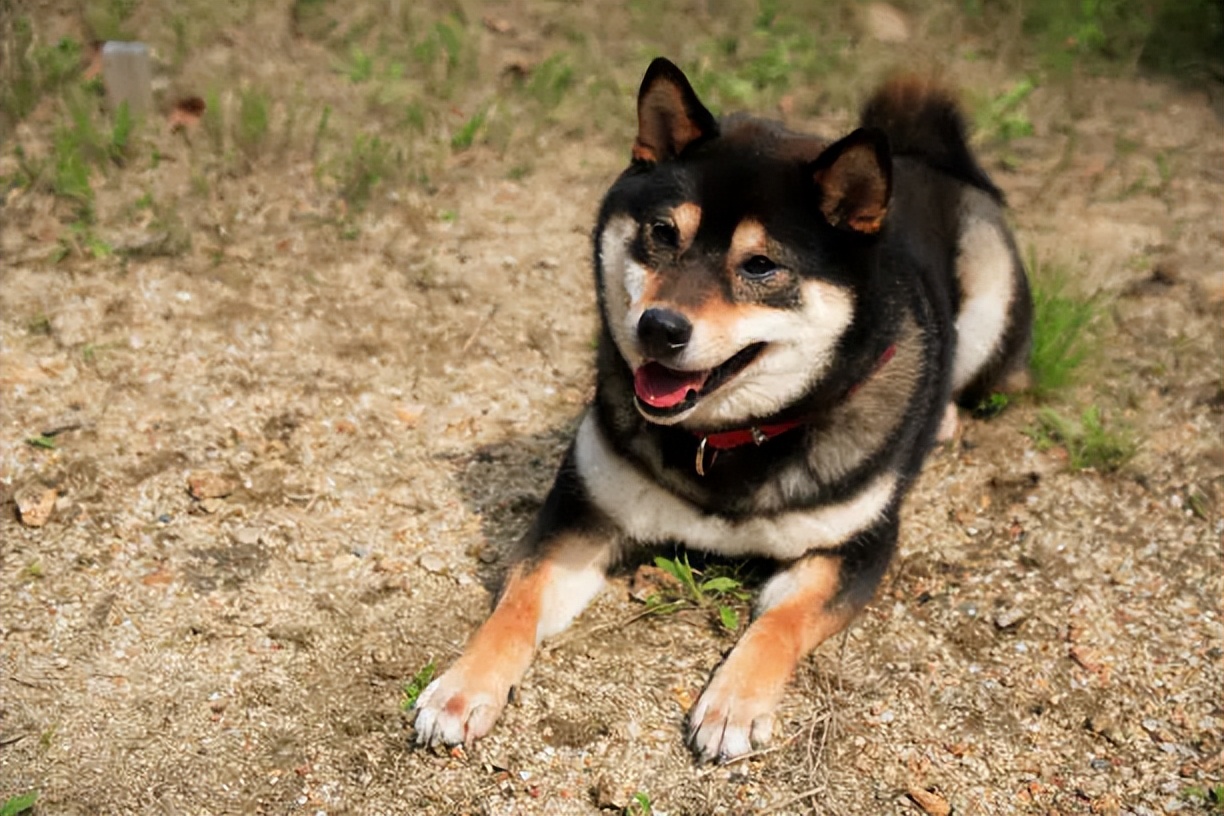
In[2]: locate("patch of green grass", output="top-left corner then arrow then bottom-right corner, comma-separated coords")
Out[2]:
625,792 -> 653,816
235,88 -> 270,164
648,554 -> 749,632
972,392 -> 1012,420
0,20 -> 83,127
0,791 -> 37,816
1027,406 -> 1136,472
450,107 -> 487,151
342,45 -> 375,83
337,133 -> 395,210
83,0 -> 138,41
1027,255 -> 1101,398
26,435 -> 56,450
975,78 -> 1036,147
401,661 -> 436,710
1183,783 -> 1224,813
524,53 -> 574,110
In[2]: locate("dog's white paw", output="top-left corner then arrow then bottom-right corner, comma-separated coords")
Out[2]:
412,665 -> 509,748
688,668 -> 778,763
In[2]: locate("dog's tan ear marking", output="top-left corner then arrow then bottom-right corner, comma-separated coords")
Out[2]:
633,58 -> 717,164
811,128 -> 892,234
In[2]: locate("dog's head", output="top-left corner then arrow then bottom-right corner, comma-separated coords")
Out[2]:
596,58 -> 894,430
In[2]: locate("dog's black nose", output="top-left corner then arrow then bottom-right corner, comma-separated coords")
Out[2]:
638,308 -> 692,358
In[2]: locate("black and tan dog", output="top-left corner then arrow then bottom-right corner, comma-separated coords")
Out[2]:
414,58 -> 1031,762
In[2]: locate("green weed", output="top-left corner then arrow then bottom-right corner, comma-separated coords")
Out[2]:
401,661 -> 436,709
975,79 -> 1036,146
1183,783 -> 1224,813
342,45 -> 375,83
1027,406 -> 1136,472
26,435 -> 56,450
0,20 -> 83,126
524,54 -> 574,110
235,88 -> 270,163
450,107 -> 487,151
625,791 -> 653,816
972,392 -> 1011,420
337,133 -> 395,210
648,554 -> 749,632
1027,255 -> 1101,398
82,0 -> 137,41
0,791 -> 37,816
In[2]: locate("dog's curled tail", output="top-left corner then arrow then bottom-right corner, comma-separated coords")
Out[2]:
860,75 -> 1004,203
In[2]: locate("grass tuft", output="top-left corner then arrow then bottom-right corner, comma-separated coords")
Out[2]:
1027,254 -> 1101,398
1027,406 -> 1136,472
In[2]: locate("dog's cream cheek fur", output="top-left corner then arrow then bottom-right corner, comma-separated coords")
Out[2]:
598,215 -> 646,371
683,280 -> 854,427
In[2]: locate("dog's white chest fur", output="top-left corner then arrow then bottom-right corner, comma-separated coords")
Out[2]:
573,413 -> 897,559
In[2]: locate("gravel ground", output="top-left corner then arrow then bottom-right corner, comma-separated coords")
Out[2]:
2,7 -> 1222,815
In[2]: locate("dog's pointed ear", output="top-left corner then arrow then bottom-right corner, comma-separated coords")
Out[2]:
811,128 -> 892,234
633,58 -> 717,164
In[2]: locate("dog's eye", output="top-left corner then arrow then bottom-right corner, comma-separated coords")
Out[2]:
741,255 -> 778,280
648,219 -> 679,249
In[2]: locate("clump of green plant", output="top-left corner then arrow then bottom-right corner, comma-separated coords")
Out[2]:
337,133 -> 396,210
972,392 -> 1012,419
401,661 -> 436,709
1183,783 -> 1224,814
1027,254 -> 1101,398
647,554 -> 749,632
625,791 -> 653,816
524,53 -> 574,110
975,79 -> 1036,147
1027,406 -> 1136,472
0,19 -> 83,127
234,88 -> 270,164
450,107 -> 487,151
0,791 -> 37,816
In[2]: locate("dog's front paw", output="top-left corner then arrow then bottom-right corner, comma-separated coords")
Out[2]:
688,666 -> 779,763
412,664 -> 510,748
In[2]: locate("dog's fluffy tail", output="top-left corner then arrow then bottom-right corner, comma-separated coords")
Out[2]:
860,75 -> 1004,203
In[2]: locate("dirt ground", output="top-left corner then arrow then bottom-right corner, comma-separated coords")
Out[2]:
2,3 -> 1222,814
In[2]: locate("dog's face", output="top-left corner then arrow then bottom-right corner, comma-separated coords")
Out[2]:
596,59 -> 894,430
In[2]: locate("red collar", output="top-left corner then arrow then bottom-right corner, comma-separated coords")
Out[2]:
691,344 -> 896,475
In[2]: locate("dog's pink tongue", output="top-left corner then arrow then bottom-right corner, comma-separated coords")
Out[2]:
634,363 -> 708,409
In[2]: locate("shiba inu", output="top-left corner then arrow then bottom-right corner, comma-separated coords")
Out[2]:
414,58 -> 1032,762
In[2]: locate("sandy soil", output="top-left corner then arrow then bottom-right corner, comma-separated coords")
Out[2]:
2,6 -> 1222,815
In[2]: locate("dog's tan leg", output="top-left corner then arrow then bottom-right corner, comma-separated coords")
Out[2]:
414,535 -> 609,747
689,554 -> 853,762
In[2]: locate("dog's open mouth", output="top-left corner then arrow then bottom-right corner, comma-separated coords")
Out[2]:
633,343 -> 765,418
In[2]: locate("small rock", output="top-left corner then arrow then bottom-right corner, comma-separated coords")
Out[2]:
418,552 -> 447,574
16,485 -> 57,527
994,607 -> 1027,630
198,498 -> 225,514
907,787 -> 951,816
233,527 -> 261,546
864,2 -> 911,43
188,470 -> 233,500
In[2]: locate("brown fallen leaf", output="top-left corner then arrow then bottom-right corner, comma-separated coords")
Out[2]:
142,567 -> 174,586
907,786 -> 951,816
